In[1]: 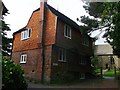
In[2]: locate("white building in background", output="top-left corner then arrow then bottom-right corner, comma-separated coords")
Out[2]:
94,44 -> 120,69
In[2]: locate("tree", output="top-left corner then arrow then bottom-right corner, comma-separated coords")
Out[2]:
1,20 -> 12,56
78,2 -> 120,57
1,3 -> 12,56
77,2 -> 105,39
102,2 -> 120,57
91,55 -> 99,69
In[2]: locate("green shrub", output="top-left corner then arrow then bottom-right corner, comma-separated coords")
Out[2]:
2,57 -> 28,90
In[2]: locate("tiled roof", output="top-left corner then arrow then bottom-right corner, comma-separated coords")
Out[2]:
95,44 -> 113,55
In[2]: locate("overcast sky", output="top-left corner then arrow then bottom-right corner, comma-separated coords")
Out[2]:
2,0 -> 106,44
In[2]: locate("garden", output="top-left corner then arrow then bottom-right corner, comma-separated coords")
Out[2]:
95,68 -> 120,79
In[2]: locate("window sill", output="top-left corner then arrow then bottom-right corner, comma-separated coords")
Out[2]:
20,62 -> 26,64
64,36 -> 71,39
82,44 -> 89,46
80,77 -> 85,79
21,37 -> 30,41
58,60 -> 67,63
79,64 -> 86,65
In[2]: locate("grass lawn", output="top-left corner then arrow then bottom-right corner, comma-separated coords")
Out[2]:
104,70 -> 120,77
95,68 -> 120,78
95,69 -> 100,73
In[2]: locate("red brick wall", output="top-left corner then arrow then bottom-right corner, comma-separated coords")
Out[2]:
12,5 -> 57,52
44,9 -> 57,45
43,45 -> 52,82
12,2 -> 93,82
12,49 -> 43,80
12,11 -> 40,52
12,4 -> 57,82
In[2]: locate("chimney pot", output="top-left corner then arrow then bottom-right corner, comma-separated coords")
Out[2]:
40,0 -> 47,2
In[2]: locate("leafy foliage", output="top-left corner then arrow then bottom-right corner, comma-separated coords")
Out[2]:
91,55 -> 99,69
79,2 -> 120,57
101,2 -> 120,57
78,16 -> 99,34
83,2 -> 104,18
1,8 -> 12,56
2,57 -> 27,90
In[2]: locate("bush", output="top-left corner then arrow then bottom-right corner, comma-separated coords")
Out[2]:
2,57 -> 27,90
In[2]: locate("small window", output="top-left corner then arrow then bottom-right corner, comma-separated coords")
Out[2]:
64,24 -> 71,39
20,54 -> 27,63
21,28 -> 32,40
110,57 -> 115,64
79,56 -> 86,65
58,48 -> 66,62
80,73 -> 85,79
82,36 -> 89,46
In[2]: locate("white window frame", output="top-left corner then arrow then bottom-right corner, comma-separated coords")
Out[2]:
80,56 -> 86,65
58,48 -> 66,62
64,24 -> 71,39
20,54 -> 27,64
21,28 -> 32,40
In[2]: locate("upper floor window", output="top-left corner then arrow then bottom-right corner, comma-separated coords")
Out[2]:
82,36 -> 89,46
64,24 -> 71,39
21,28 -> 31,40
58,48 -> 66,62
20,54 -> 27,64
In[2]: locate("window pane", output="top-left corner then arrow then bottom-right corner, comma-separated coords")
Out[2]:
20,54 -> 27,63
21,32 -> 23,40
65,25 -> 67,36
24,55 -> 27,62
58,49 -> 66,62
21,28 -> 32,40
28,29 -> 31,38
21,56 -> 23,62
64,24 -> 71,39
20,55 -> 23,62
58,49 -> 62,60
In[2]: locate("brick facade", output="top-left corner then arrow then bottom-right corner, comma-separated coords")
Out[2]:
12,1 -> 94,83
12,49 -> 42,80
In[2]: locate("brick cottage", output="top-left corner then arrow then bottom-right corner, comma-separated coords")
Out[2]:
12,0 -> 94,83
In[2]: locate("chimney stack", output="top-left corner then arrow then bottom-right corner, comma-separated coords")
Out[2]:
40,0 -> 48,21
40,0 -> 47,2
40,0 -> 48,83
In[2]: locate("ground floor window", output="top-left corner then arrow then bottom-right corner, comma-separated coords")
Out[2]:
20,54 -> 27,64
79,56 -> 87,65
58,48 -> 66,62
80,73 -> 85,79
